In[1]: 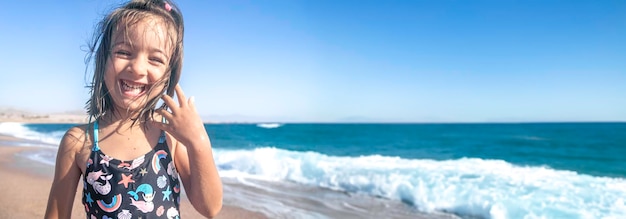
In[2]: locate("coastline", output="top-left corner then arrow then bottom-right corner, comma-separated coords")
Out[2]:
2,114 -> 625,218
0,134 -> 267,219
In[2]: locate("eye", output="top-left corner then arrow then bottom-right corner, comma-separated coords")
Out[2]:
149,57 -> 165,65
114,50 -> 131,57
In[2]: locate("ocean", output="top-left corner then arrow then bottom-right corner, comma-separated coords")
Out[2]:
1,122 -> 625,218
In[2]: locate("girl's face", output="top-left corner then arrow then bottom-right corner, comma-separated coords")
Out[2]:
104,17 -> 173,113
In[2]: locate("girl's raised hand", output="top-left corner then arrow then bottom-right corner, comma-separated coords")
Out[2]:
152,84 -> 209,147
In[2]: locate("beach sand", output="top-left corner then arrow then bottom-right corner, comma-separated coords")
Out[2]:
0,135 -> 267,219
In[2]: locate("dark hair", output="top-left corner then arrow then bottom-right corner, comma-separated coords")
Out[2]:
85,0 -> 184,126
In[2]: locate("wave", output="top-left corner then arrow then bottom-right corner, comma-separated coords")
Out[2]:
214,147 -> 626,219
256,123 -> 283,129
0,122 -> 63,146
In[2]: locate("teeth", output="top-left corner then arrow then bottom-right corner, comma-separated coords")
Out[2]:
122,80 -> 145,90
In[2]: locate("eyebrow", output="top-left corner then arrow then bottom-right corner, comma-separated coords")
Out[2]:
111,41 -> 129,48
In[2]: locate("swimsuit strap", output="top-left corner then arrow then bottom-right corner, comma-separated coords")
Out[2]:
92,121 -> 100,151
158,130 -> 166,144
158,117 -> 167,144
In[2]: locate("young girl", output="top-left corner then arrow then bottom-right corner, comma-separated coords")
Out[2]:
45,0 -> 222,218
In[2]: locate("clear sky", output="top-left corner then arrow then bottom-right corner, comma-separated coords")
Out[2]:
1,0 -> 625,123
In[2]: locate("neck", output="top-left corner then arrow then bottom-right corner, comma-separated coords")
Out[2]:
100,110 -> 147,132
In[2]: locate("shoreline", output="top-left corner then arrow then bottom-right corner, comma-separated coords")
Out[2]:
0,135 -> 267,219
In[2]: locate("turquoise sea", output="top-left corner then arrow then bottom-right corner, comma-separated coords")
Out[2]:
1,122 -> 625,218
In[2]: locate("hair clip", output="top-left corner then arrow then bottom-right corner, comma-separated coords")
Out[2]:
164,2 -> 172,12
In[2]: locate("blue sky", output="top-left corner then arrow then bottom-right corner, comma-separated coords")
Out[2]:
1,0 -> 625,123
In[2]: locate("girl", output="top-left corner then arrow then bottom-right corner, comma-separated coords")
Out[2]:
45,0 -> 222,218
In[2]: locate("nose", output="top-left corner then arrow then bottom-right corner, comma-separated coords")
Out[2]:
127,56 -> 148,77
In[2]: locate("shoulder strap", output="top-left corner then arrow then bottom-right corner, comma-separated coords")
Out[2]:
92,121 -> 100,151
158,131 -> 166,144
158,117 -> 167,144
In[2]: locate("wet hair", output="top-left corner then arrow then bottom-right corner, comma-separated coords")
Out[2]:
85,0 -> 184,126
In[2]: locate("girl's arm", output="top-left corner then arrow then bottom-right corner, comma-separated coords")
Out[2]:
153,85 -> 223,218
45,127 -> 84,218
172,136 -> 223,218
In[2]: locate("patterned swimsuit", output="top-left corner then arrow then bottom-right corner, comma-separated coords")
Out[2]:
83,121 -> 181,219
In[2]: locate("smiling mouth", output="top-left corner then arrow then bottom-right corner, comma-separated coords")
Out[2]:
119,79 -> 148,97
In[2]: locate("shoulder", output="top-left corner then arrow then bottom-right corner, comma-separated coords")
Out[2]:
63,124 -> 90,144
59,124 -> 92,154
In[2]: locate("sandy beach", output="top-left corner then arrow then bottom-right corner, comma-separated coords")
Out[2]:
0,134 -> 267,219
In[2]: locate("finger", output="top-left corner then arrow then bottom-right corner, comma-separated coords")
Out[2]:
154,108 -> 174,122
150,120 -> 171,132
188,96 -> 196,110
174,84 -> 187,107
160,94 -> 180,114
149,112 -> 170,130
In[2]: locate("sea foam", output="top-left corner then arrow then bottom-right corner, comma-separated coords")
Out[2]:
0,122 -> 62,146
214,147 -> 626,219
256,123 -> 283,129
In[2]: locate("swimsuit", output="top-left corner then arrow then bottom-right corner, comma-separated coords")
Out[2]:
82,121 -> 181,219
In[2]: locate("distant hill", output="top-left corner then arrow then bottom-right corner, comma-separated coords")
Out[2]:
0,107 -> 87,123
